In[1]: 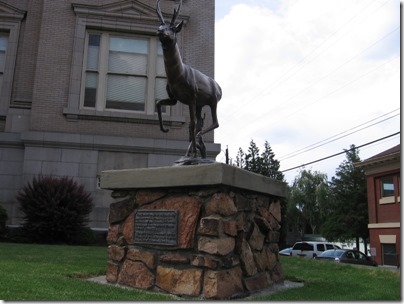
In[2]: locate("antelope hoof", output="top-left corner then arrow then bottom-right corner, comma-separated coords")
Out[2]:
161,127 -> 169,133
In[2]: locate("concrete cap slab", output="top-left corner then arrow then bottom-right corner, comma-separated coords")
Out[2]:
100,163 -> 287,198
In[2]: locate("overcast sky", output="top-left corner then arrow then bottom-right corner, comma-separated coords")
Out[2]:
213,0 -> 400,184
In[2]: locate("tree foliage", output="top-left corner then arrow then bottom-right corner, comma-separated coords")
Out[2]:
234,141 -> 369,249
321,145 -> 368,249
288,169 -> 329,235
236,140 -> 284,181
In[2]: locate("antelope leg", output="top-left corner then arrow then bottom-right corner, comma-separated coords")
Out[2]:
199,103 -> 219,136
186,102 -> 197,158
156,98 -> 177,133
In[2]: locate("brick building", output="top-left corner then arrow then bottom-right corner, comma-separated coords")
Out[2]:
0,0 -> 220,229
356,144 -> 400,267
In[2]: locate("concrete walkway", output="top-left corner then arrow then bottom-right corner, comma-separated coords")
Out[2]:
244,280 -> 304,299
377,265 -> 400,273
87,276 -> 304,300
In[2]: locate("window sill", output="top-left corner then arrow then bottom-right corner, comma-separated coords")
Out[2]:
63,107 -> 186,128
379,196 -> 395,204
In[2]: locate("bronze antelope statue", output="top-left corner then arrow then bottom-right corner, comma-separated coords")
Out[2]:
155,0 -> 222,159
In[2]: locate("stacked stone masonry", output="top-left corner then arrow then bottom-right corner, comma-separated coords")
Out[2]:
106,186 -> 284,300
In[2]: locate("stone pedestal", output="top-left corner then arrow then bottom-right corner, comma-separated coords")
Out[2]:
100,163 -> 287,300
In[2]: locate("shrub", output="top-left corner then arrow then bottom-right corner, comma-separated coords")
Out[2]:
74,227 -> 97,245
5,227 -> 30,243
17,176 -> 94,244
0,204 -> 8,238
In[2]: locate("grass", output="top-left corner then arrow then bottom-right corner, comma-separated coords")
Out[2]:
0,242 -> 400,301
0,242 -> 177,301
252,256 -> 401,301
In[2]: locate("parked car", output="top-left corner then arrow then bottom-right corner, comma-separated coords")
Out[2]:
315,249 -> 378,267
279,247 -> 292,256
291,241 -> 339,259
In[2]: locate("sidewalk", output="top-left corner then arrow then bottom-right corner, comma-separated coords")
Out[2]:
378,265 -> 400,273
350,263 -> 400,272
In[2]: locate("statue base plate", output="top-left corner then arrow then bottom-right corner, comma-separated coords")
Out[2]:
173,156 -> 216,166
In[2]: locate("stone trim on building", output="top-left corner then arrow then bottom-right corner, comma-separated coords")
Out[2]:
0,2 -> 26,115
65,1 -> 189,125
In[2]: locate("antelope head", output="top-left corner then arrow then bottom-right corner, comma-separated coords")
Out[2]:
156,0 -> 184,48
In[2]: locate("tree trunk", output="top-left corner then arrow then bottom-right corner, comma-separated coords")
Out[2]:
363,237 -> 368,255
311,224 -> 316,235
355,236 -> 360,251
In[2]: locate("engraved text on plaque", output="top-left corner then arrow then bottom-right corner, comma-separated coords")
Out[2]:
134,210 -> 178,246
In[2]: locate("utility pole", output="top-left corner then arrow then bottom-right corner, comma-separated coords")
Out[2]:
225,146 -> 229,164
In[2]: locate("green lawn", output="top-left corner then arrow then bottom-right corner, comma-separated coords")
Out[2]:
0,242 -> 177,301
0,242 -> 400,301
256,256 -> 401,301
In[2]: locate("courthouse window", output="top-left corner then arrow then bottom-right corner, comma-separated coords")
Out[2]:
81,32 -> 168,114
0,34 -> 8,93
0,3 -> 24,112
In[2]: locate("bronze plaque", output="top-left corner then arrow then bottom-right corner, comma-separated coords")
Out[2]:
134,210 -> 178,246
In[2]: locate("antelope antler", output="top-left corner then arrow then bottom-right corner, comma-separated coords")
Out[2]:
170,0 -> 182,26
157,0 -> 182,26
156,0 -> 165,25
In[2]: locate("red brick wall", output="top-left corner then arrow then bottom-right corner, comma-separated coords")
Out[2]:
369,228 -> 400,266
367,169 -> 400,224
367,168 -> 400,266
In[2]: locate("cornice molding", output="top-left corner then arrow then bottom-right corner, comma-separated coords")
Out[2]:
71,0 -> 189,26
0,1 -> 26,21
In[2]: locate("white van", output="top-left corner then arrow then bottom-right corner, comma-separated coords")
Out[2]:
290,241 -> 339,259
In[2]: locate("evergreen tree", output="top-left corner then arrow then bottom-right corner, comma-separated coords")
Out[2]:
322,145 -> 368,250
245,140 -> 261,173
235,147 -> 245,169
260,140 -> 284,180
235,140 -> 284,181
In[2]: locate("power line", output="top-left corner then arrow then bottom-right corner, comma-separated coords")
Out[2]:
281,131 -> 400,173
221,110 -> 399,167
278,109 -> 400,161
